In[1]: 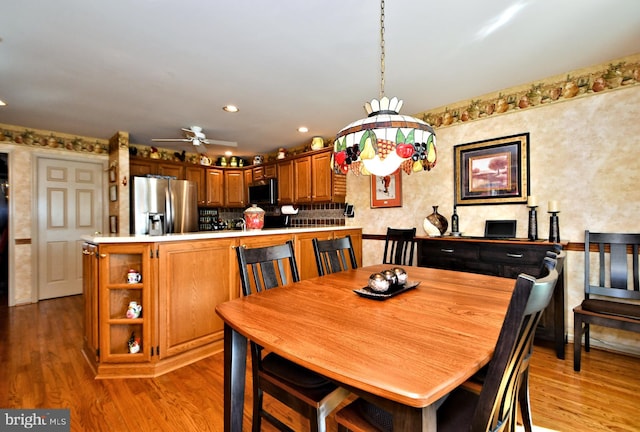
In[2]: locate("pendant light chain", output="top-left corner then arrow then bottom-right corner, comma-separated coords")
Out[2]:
379,0 -> 386,100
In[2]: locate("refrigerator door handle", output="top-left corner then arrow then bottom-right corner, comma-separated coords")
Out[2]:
165,186 -> 173,234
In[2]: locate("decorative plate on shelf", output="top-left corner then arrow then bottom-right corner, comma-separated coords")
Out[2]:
353,281 -> 421,300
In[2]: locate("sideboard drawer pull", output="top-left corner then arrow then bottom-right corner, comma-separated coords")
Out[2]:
440,248 -> 455,254
506,253 -> 523,258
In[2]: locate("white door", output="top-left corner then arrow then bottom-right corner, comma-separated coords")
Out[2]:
38,157 -> 104,300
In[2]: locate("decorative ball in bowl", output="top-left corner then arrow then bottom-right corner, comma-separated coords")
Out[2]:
368,267 -> 408,293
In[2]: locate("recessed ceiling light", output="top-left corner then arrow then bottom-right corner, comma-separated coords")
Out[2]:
223,105 -> 239,113
298,126 -> 309,133
0,100 -> 6,106
224,151 -> 233,157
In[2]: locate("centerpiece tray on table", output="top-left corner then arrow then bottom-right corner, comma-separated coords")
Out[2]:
353,280 -> 421,300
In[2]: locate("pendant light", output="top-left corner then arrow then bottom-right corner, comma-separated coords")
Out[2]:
333,0 -> 437,177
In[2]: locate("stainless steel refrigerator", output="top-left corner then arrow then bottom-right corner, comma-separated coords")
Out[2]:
130,175 -> 199,235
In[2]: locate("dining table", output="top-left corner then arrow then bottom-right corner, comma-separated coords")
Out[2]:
215,264 -> 516,431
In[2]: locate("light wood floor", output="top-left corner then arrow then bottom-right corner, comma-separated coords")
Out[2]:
0,295 -> 638,432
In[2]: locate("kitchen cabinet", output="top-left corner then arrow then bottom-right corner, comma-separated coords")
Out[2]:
417,237 -> 567,359
157,238 -> 238,359
97,243 -> 153,364
82,227 -> 362,378
224,169 -> 245,208
264,163 -> 277,179
277,159 -> 295,205
294,156 -> 313,203
129,157 -> 185,179
82,242 -> 99,362
185,166 -> 206,206
205,168 -> 224,207
243,169 -> 253,205
290,149 -> 346,204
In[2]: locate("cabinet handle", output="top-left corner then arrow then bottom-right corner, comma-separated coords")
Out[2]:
99,253 -> 107,258
82,249 -> 92,255
506,253 -> 523,258
440,248 -> 455,254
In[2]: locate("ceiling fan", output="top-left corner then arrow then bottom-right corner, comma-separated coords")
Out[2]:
151,126 -> 237,148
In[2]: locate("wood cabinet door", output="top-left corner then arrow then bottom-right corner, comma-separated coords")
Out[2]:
294,156 -> 312,203
158,163 -> 184,179
130,159 -> 157,177
339,228 -> 363,267
82,242 -> 99,361
157,238 -> 238,358
185,166 -> 206,206
244,169 -> 253,205
205,168 -> 224,207
252,166 -> 265,182
224,170 -> 245,208
277,160 -> 295,204
264,163 -> 277,179
311,151 -> 333,202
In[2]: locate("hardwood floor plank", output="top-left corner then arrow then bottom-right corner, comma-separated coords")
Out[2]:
1,295 -> 639,431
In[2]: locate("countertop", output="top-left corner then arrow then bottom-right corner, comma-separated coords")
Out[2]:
82,226 -> 360,244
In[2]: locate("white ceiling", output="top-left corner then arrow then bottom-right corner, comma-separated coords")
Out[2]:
1,0 -> 639,158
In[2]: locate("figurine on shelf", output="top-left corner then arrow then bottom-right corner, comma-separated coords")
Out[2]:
128,332 -> 141,354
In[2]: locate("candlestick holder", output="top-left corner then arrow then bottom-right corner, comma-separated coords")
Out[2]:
548,211 -> 560,243
527,206 -> 538,241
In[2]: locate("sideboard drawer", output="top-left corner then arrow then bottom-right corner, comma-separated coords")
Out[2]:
479,245 -> 543,266
421,240 -> 479,260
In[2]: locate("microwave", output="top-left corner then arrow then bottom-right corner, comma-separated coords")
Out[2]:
248,178 -> 278,205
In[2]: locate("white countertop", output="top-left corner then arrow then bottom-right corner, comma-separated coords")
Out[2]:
81,226 -> 360,244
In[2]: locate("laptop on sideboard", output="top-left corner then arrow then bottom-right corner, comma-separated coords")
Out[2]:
484,220 -> 517,239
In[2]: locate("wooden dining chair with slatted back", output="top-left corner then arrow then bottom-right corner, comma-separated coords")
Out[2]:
312,235 -> 358,276
236,240 -> 350,432
335,258 -> 559,432
382,227 -> 416,266
573,231 -> 640,372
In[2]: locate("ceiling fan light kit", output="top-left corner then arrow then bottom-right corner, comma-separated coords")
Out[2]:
333,0 -> 437,177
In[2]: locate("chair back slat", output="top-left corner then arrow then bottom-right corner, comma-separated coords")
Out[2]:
312,235 -> 358,276
585,231 -> 640,300
382,228 -> 416,266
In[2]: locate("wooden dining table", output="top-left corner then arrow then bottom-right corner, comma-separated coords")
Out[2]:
215,264 -> 516,431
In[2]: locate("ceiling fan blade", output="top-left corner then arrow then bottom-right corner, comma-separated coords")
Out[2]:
203,138 -> 238,147
151,138 -> 192,143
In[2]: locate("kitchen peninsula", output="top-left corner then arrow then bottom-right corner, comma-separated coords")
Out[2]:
81,226 -> 362,379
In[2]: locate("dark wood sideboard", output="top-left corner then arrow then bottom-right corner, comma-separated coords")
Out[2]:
417,237 -> 568,359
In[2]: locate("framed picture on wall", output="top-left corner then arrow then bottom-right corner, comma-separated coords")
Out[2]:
454,133 -> 530,206
370,169 -> 402,208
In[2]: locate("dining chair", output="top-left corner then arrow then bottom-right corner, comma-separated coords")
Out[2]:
382,227 -> 416,266
236,241 -> 350,432
312,235 -> 358,276
334,258 -> 559,432
573,231 -> 640,371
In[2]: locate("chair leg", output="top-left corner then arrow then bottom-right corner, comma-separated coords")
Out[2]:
518,372 -> 533,432
574,316 -> 582,372
252,387 -> 263,432
585,322 -> 590,352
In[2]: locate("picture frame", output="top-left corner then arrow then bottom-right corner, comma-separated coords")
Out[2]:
109,215 -> 118,234
370,169 -> 402,208
109,184 -> 118,202
454,133 -> 530,206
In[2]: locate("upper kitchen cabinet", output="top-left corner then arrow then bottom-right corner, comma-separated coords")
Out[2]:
292,149 -> 346,204
224,169 -> 245,208
205,168 -> 224,207
277,159 -> 295,205
185,166 -> 206,206
129,157 -> 185,179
